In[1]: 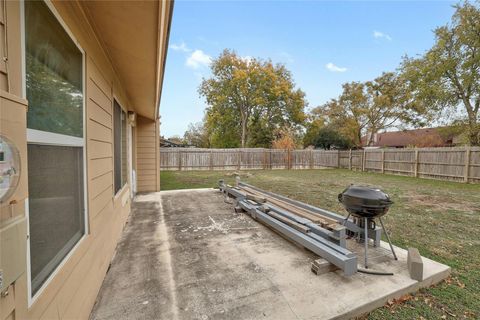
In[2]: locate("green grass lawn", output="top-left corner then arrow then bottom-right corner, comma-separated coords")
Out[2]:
160,169 -> 480,319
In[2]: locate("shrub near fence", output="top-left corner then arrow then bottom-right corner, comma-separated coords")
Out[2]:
160,147 -> 480,183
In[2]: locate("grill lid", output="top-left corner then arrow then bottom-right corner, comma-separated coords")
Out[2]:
338,185 -> 393,218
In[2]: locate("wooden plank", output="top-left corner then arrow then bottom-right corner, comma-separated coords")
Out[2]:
465,147 -> 471,183
265,210 -> 311,234
240,185 -> 337,226
414,149 -> 419,177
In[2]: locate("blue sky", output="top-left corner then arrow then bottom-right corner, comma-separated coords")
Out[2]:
160,0 -> 457,138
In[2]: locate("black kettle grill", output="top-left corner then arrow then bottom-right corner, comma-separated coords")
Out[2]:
338,185 -> 393,218
338,185 -> 397,268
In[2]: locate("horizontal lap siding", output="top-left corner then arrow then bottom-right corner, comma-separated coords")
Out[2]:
136,116 -> 159,192
87,58 -> 113,219
0,1 -> 6,91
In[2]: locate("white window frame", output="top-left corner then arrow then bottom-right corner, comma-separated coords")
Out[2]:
128,122 -> 135,198
21,0 -> 89,307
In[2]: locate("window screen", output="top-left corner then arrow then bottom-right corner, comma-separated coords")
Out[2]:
28,145 -> 85,294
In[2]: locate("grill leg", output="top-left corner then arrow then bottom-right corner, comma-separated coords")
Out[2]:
378,217 -> 398,260
342,213 -> 351,226
364,217 -> 369,269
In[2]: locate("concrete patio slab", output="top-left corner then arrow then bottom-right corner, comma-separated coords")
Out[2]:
90,188 -> 450,320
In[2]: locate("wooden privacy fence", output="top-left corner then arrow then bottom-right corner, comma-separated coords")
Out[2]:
160,147 -> 480,183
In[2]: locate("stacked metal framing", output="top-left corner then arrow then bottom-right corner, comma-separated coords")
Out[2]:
219,180 -> 383,276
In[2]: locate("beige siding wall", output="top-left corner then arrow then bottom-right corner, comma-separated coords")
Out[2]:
0,2 -> 28,320
0,0 -> 22,96
0,1 -> 138,319
136,116 -> 160,192
0,0 -> 6,90
0,92 -> 28,320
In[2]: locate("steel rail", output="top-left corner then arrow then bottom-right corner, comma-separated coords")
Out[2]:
238,182 -> 382,246
238,199 -> 357,276
219,180 -> 357,276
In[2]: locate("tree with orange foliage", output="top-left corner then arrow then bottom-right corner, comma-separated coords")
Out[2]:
271,127 -> 299,150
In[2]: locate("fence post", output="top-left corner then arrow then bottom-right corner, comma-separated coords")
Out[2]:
464,146 -> 471,183
349,149 -> 352,170
238,149 -> 241,171
309,149 -> 314,169
381,150 -> 385,174
337,150 -> 341,168
209,149 -> 213,170
263,149 -> 266,170
269,150 -> 272,170
414,149 -> 419,178
287,149 -> 291,169
178,150 -> 182,171
362,149 -> 366,172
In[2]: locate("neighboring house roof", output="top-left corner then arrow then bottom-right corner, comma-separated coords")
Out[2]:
363,128 -> 455,148
160,138 -> 185,148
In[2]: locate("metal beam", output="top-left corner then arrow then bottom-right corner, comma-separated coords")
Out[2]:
239,200 -> 357,276
238,182 -> 381,245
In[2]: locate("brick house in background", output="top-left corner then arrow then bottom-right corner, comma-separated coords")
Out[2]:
363,128 -> 458,148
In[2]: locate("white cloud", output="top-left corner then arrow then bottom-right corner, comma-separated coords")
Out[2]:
170,42 -> 191,52
326,62 -> 348,73
373,30 -> 392,41
186,50 -> 212,69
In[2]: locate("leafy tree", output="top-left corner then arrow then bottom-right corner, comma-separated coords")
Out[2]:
183,122 -> 210,148
204,102 -> 241,148
400,1 -> 480,145
320,90 -> 367,147
271,127 -> 299,150
363,72 -> 422,146
303,107 -> 326,147
314,127 -> 352,150
199,49 -> 306,148
319,73 -> 421,147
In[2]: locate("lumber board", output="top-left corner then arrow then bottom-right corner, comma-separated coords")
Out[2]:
265,210 -> 311,234
239,186 -> 338,227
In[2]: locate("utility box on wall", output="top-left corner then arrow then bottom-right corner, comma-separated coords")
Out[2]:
0,218 -> 27,292
0,92 -> 28,293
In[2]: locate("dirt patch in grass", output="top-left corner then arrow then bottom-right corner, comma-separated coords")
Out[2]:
406,192 -> 480,213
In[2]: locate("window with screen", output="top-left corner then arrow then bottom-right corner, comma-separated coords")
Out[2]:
114,100 -> 127,194
25,0 -> 86,296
